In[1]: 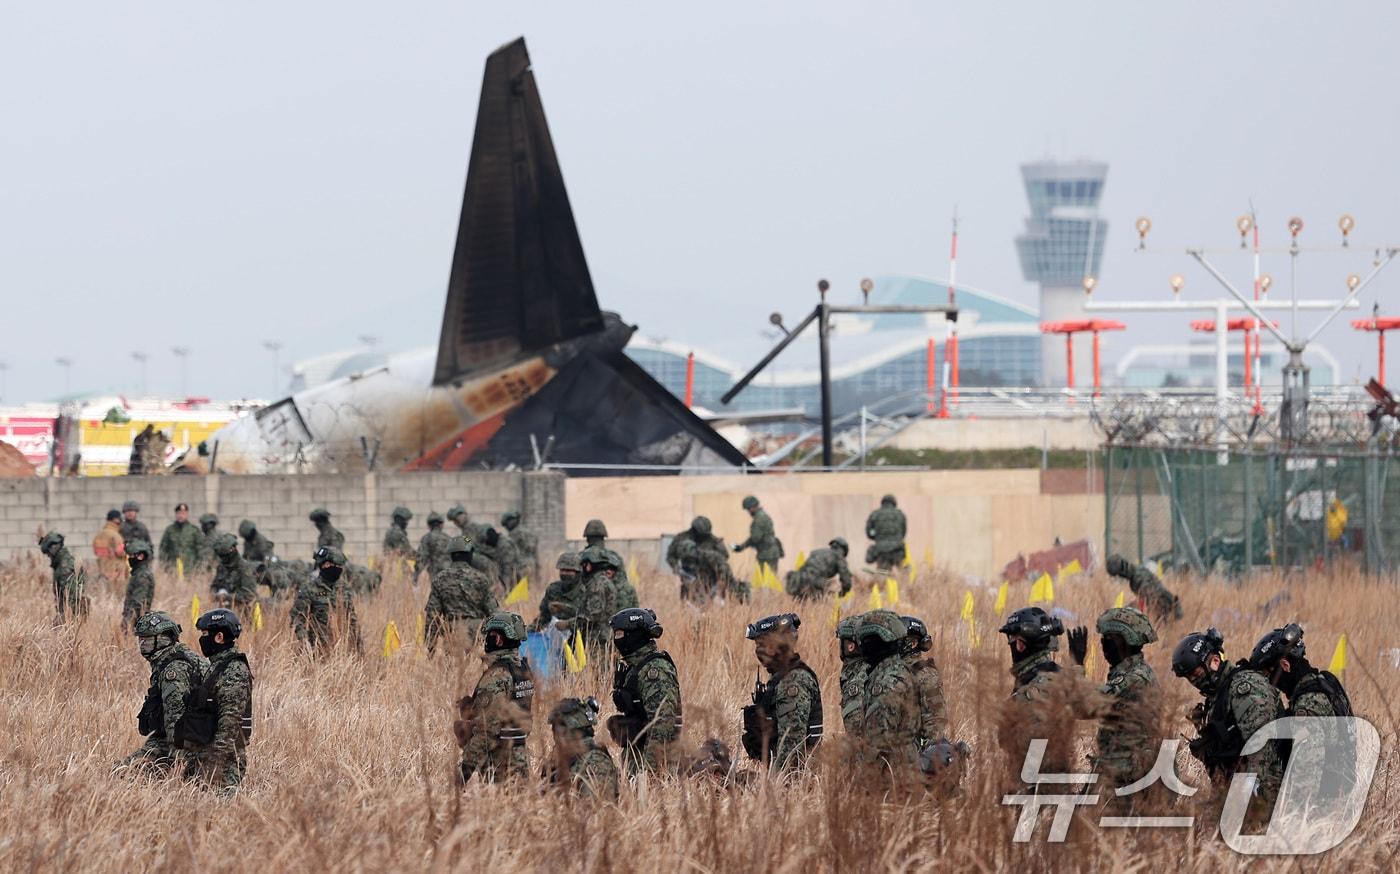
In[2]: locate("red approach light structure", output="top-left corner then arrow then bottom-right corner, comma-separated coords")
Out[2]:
1352,316 -> 1400,388
1190,317 -> 1278,413
1039,319 -> 1125,395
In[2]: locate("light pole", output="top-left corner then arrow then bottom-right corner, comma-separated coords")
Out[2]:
55,357 -> 72,396
171,346 -> 190,397
261,340 -> 283,397
131,351 -> 148,396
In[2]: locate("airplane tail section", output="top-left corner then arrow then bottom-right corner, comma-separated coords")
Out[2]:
433,37 -> 603,385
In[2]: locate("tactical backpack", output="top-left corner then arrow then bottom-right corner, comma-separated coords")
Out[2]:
172,653 -> 253,747
136,648 -> 207,738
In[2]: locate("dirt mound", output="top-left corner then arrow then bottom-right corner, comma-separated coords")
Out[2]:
0,440 -> 36,477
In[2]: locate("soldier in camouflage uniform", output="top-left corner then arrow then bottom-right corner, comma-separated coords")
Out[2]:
426,536 -> 498,654
120,500 -> 152,547
583,519 -> 638,609
1249,623 -> 1355,803
253,557 -> 298,601
122,538 -> 156,631
741,613 -> 823,772
122,611 -> 208,773
900,616 -> 949,750
784,538 -> 854,600
501,510 -> 539,584
239,519 -> 275,563
455,612 -> 534,783
836,614 -> 869,736
293,547 -> 362,653
865,495 -> 907,572
534,552 -> 584,631
851,610 -> 921,772
309,508 -> 344,554
345,561 -> 381,596
188,608 -> 254,795
1173,628 -> 1284,804
577,548 -> 622,647
210,533 -> 259,614
479,524 -> 523,593
382,506 -> 414,569
607,608 -> 683,775
39,531 -> 87,623
1107,554 -> 1183,624
667,516 -> 744,603
158,502 -> 204,575
545,697 -> 620,801
733,495 -> 783,575
415,512 -> 452,585
197,513 -> 220,569
1067,607 -> 1162,796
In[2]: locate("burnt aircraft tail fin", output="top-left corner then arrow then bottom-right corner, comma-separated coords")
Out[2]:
433,37 -> 603,385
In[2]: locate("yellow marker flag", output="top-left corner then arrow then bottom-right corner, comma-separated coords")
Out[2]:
176,557 -> 185,583
994,581 -> 1008,615
563,636 -> 581,673
866,584 -> 884,610
885,577 -> 899,606
574,630 -> 588,670
767,565 -> 782,591
1114,590 -> 1126,609
1329,633 -> 1348,679
1029,573 -> 1054,604
626,557 -> 638,582
252,601 -> 264,632
504,577 -> 530,606
382,621 -> 403,659
901,545 -> 913,568
960,591 -> 980,648
795,551 -> 806,570
190,594 -> 201,628
923,546 -> 934,567
415,614 -> 426,647
1057,559 -> 1082,582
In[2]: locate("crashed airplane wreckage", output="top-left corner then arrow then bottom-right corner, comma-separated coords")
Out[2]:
199,38 -> 747,475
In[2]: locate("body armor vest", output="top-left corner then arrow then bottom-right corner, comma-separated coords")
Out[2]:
741,660 -> 823,761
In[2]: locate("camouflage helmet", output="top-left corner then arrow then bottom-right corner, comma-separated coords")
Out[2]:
426,511 -> 444,526
212,532 -> 240,556
1171,628 -> 1226,678
998,606 -> 1065,650
198,512 -> 218,528
854,609 -> 907,644
1096,606 -> 1158,648
690,515 -> 713,537
579,546 -> 617,571
550,696 -> 602,733
314,546 -> 347,568
125,538 -> 153,559
238,519 -> 256,538
828,537 -> 850,556
446,535 -> 473,557
1249,623 -> 1306,671
501,510 -> 521,527
881,494 -> 897,507
133,610 -> 180,639
479,611 -> 527,645
583,518 -> 608,539
835,614 -> 863,641
196,608 -> 242,640
446,504 -> 467,522
391,506 -> 413,522
746,612 -> 800,640
38,532 -> 64,553
556,551 -> 582,572
741,495 -> 759,511
122,499 -> 140,512
308,507 -> 331,522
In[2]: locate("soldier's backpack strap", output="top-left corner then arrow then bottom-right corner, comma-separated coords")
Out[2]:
1295,670 -> 1353,717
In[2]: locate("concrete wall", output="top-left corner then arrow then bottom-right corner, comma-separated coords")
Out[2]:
885,417 -> 1101,451
0,471 -> 566,564
566,469 -> 1104,580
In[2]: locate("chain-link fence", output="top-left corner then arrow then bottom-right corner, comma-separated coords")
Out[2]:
1106,443 -> 1400,575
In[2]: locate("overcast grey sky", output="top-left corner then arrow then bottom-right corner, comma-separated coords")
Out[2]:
4,2 -> 1399,402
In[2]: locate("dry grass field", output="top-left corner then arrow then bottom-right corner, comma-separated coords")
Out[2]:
1,553 -> 1397,873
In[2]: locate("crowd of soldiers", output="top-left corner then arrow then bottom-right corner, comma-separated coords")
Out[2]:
31,489 -> 1357,813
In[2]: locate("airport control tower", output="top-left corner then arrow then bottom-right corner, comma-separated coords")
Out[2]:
1014,160 -> 1109,386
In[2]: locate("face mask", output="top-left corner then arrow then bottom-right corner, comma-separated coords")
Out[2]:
613,628 -> 651,656
1191,661 -> 1224,695
139,637 -> 159,658
199,633 -> 232,657
320,566 -> 343,583
1101,636 -> 1125,666
128,555 -> 147,569
858,636 -> 896,662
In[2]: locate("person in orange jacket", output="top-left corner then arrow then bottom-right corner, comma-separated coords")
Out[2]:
93,508 -> 127,588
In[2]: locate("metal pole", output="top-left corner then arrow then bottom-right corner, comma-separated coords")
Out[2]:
1189,252 -> 1294,348
684,352 -> 695,408
720,306 -> 819,405
1065,333 -> 1075,389
1302,248 -> 1398,346
926,338 -> 936,415
1382,330 -> 1388,388
818,303 -> 833,467
1092,329 -> 1102,397
1215,299 -> 1228,420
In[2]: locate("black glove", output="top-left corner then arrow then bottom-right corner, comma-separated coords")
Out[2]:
1105,554 -> 1131,579
1067,626 -> 1088,665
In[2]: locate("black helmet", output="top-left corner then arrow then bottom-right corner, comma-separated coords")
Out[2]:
196,608 -> 243,640
1249,623 -> 1305,671
745,613 -> 800,640
998,607 -> 1064,650
902,615 -> 932,653
610,607 -> 662,655
1171,628 -> 1226,678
